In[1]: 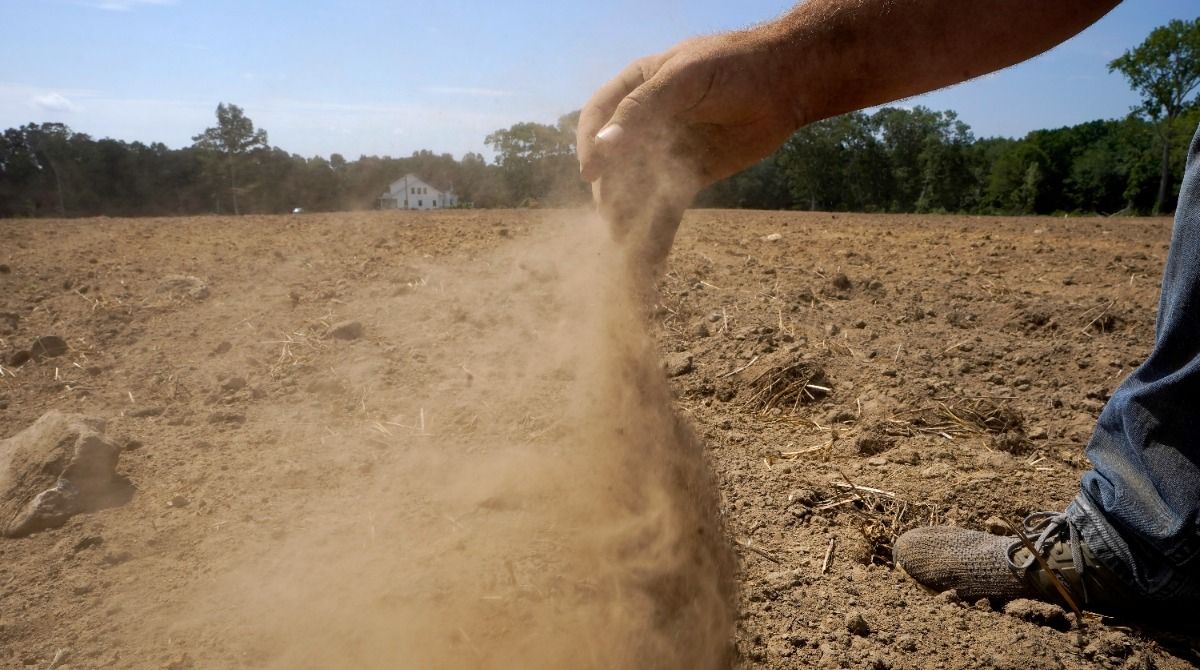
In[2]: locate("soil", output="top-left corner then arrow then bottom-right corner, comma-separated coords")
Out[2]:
0,209 -> 1195,669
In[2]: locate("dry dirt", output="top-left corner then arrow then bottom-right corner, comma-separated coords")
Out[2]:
0,209 -> 1197,669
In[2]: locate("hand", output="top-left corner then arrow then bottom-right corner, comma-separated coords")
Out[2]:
577,27 -> 802,188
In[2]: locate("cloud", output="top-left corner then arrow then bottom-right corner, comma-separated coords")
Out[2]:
31,93 -> 77,112
426,86 -> 515,98
82,0 -> 175,11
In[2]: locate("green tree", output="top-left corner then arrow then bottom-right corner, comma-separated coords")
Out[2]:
191,103 -> 269,215
1109,18 -> 1200,214
485,113 -> 584,206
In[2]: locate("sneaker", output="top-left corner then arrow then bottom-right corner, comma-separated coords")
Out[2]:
893,512 -> 1138,616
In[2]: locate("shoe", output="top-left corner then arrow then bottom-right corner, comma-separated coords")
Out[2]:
893,512 -> 1138,616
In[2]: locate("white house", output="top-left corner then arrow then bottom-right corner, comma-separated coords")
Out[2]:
378,174 -> 457,210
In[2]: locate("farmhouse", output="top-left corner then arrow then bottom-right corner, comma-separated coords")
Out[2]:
378,174 -> 457,210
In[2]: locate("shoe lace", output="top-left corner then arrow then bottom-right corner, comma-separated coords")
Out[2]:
1004,511 -> 1089,604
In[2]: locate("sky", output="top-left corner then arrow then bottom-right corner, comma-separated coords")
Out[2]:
1,0 -> 1195,160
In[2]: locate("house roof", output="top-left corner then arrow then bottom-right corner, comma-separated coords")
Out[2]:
385,173 -> 455,195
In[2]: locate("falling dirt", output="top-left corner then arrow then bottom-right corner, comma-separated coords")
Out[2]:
1,210 -> 1198,669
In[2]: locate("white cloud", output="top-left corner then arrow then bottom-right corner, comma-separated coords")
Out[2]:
83,0 -> 175,11
30,92 -> 76,112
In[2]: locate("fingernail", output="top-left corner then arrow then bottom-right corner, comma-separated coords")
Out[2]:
596,124 -> 624,144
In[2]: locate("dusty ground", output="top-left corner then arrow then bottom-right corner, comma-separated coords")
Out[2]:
0,209 -> 1196,669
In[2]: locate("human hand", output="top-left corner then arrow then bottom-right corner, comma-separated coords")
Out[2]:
577,27 -> 803,270
577,27 -> 802,188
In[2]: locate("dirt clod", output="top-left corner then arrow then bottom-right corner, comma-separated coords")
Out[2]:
30,335 -> 68,359
845,611 -> 871,636
328,319 -> 364,340
1003,598 -> 1070,630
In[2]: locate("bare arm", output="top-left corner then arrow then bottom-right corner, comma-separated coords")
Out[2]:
771,0 -> 1121,127
579,0 -> 1121,185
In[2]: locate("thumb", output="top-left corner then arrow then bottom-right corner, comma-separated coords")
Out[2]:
592,74 -> 687,166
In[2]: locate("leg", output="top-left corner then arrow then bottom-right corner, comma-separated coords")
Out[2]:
894,122 -> 1200,614
1068,121 -> 1200,602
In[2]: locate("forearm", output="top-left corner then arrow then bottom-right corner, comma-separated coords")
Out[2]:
764,0 -> 1120,127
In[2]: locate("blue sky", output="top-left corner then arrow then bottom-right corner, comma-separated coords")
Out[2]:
1,0 -> 1194,160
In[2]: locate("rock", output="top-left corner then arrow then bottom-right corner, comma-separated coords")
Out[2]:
1003,598 -> 1069,630
845,611 -> 872,636
8,350 -> 31,367
220,376 -> 247,392
663,352 -> 694,377
211,341 -> 232,356
0,264 -> 9,274
0,411 -> 132,537
762,233 -> 783,242
329,320 -> 364,341
831,273 -> 853,291
167,495 -> 189,508
31,335 -> 68,359
158,274 -> 209,300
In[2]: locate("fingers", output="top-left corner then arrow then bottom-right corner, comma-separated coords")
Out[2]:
578,59 -> 653,182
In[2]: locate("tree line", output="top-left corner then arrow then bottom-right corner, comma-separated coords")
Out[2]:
1,18 -> 1196,219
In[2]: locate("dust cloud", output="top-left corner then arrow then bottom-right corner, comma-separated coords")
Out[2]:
186,199 -> 735,668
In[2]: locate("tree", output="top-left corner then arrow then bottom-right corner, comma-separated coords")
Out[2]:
191,103 -> 269,215
1109,18 -> 1200,214
485,112 -> 585,206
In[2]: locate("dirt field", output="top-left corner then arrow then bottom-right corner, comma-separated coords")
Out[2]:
1,209 -> 1196,669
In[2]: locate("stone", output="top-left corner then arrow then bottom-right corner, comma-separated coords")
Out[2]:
158,274 -> 209,300
8,350 -> 31,367
31,335 -> 68,359
0,411 -> 132,537
329,320 -> 364,340
663,352 -> 694,377
762,233 -> 783,242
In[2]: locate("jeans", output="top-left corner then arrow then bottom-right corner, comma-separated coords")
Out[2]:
1067,121 -> 1200,602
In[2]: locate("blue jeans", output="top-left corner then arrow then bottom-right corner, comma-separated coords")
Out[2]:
1068,121 -> 1200,603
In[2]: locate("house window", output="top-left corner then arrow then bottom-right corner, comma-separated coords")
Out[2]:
418,200 -> 423,207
